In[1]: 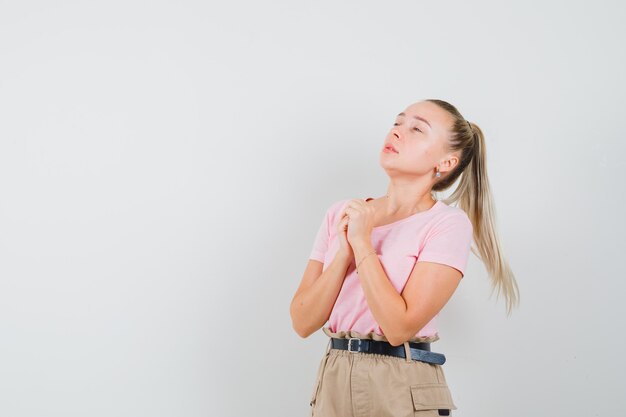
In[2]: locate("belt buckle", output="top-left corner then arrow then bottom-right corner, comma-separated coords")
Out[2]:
347,337 -> 361,353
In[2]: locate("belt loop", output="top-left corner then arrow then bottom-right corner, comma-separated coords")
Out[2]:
325,337 -> 331,354
403,341 -> 412,363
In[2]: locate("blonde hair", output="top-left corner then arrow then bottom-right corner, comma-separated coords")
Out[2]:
426,98 -> 520,316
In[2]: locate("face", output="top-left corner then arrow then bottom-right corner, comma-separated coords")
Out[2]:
380,101 -> 458,178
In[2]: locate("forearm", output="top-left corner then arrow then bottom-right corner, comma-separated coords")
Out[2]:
352,240 -> 408,346
291,254 -> 352,338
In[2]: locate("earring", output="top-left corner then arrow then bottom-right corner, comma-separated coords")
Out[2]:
435,168 -> 441,178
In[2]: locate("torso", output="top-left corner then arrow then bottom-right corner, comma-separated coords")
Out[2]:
324,196 -> 456,339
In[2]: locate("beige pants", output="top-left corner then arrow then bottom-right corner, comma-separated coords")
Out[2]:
309,327 -> 458,417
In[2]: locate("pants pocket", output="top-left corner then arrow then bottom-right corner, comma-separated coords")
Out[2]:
309,377 -> 321,408
410,382 -> 457,416
309,352 -> 329,408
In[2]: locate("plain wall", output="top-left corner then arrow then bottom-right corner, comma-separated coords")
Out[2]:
0,1 -> 624,416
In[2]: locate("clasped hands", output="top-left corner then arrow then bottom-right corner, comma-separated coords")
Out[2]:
336,199 -> 376,261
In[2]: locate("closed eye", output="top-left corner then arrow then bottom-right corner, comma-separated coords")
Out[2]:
393,122 -> 421,133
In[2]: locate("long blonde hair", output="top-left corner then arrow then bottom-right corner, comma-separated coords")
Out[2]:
426,99 -> 520,316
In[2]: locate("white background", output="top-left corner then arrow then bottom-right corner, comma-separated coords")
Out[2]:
0,1 -> 624,416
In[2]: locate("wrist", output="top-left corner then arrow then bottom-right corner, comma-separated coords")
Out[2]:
352,239 -> 373,254
354,243 -> 377,274
334,249 -> 353,265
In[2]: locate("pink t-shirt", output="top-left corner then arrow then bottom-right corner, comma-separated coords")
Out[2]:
308,198 -> 473,339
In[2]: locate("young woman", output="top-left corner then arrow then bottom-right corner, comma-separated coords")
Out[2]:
290,99 -> 520,417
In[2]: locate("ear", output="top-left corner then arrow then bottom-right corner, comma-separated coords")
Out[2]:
439,153 -> 461,173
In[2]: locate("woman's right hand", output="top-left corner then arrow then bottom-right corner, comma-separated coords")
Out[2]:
335,213 -> 354,264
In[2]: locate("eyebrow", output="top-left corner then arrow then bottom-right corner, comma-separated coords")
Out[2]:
396,112 -> 431,129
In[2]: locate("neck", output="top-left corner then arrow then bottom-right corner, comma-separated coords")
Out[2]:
382,192 -> 436,215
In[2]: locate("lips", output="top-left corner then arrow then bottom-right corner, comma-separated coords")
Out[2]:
384,143 -> 398,153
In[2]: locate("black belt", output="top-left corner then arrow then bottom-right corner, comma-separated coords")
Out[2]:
330,337 -> 446,365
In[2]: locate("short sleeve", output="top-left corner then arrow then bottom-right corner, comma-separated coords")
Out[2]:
309,206 -> 332,263
417,212 -> 474,278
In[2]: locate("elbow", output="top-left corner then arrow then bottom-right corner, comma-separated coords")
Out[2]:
293,321 -> 319,339
386,316 -> 430,347
386,326 -> 413,347
290,295 -> 326,339
386,335 -> 406,347
289,303 -> 313,339
292,321 -> 312,339
290,312 -> 319,339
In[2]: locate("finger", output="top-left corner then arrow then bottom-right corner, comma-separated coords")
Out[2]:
339,204 -> 351,219
345,199 -> 365,211
344,207 -> 361,218
337,217 -> 349,233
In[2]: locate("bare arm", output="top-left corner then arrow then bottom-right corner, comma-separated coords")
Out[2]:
351,239 -> 462,346
290,253 -> 351,338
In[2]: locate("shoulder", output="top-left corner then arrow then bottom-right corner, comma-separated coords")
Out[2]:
321,198 -> 351,212
316,199 -> 351,230
330,198 -> 351,211
324,198 -> 351,220
431,202 -> 473,233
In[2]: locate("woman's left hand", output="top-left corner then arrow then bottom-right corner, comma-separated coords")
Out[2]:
340,199 -> 376,247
